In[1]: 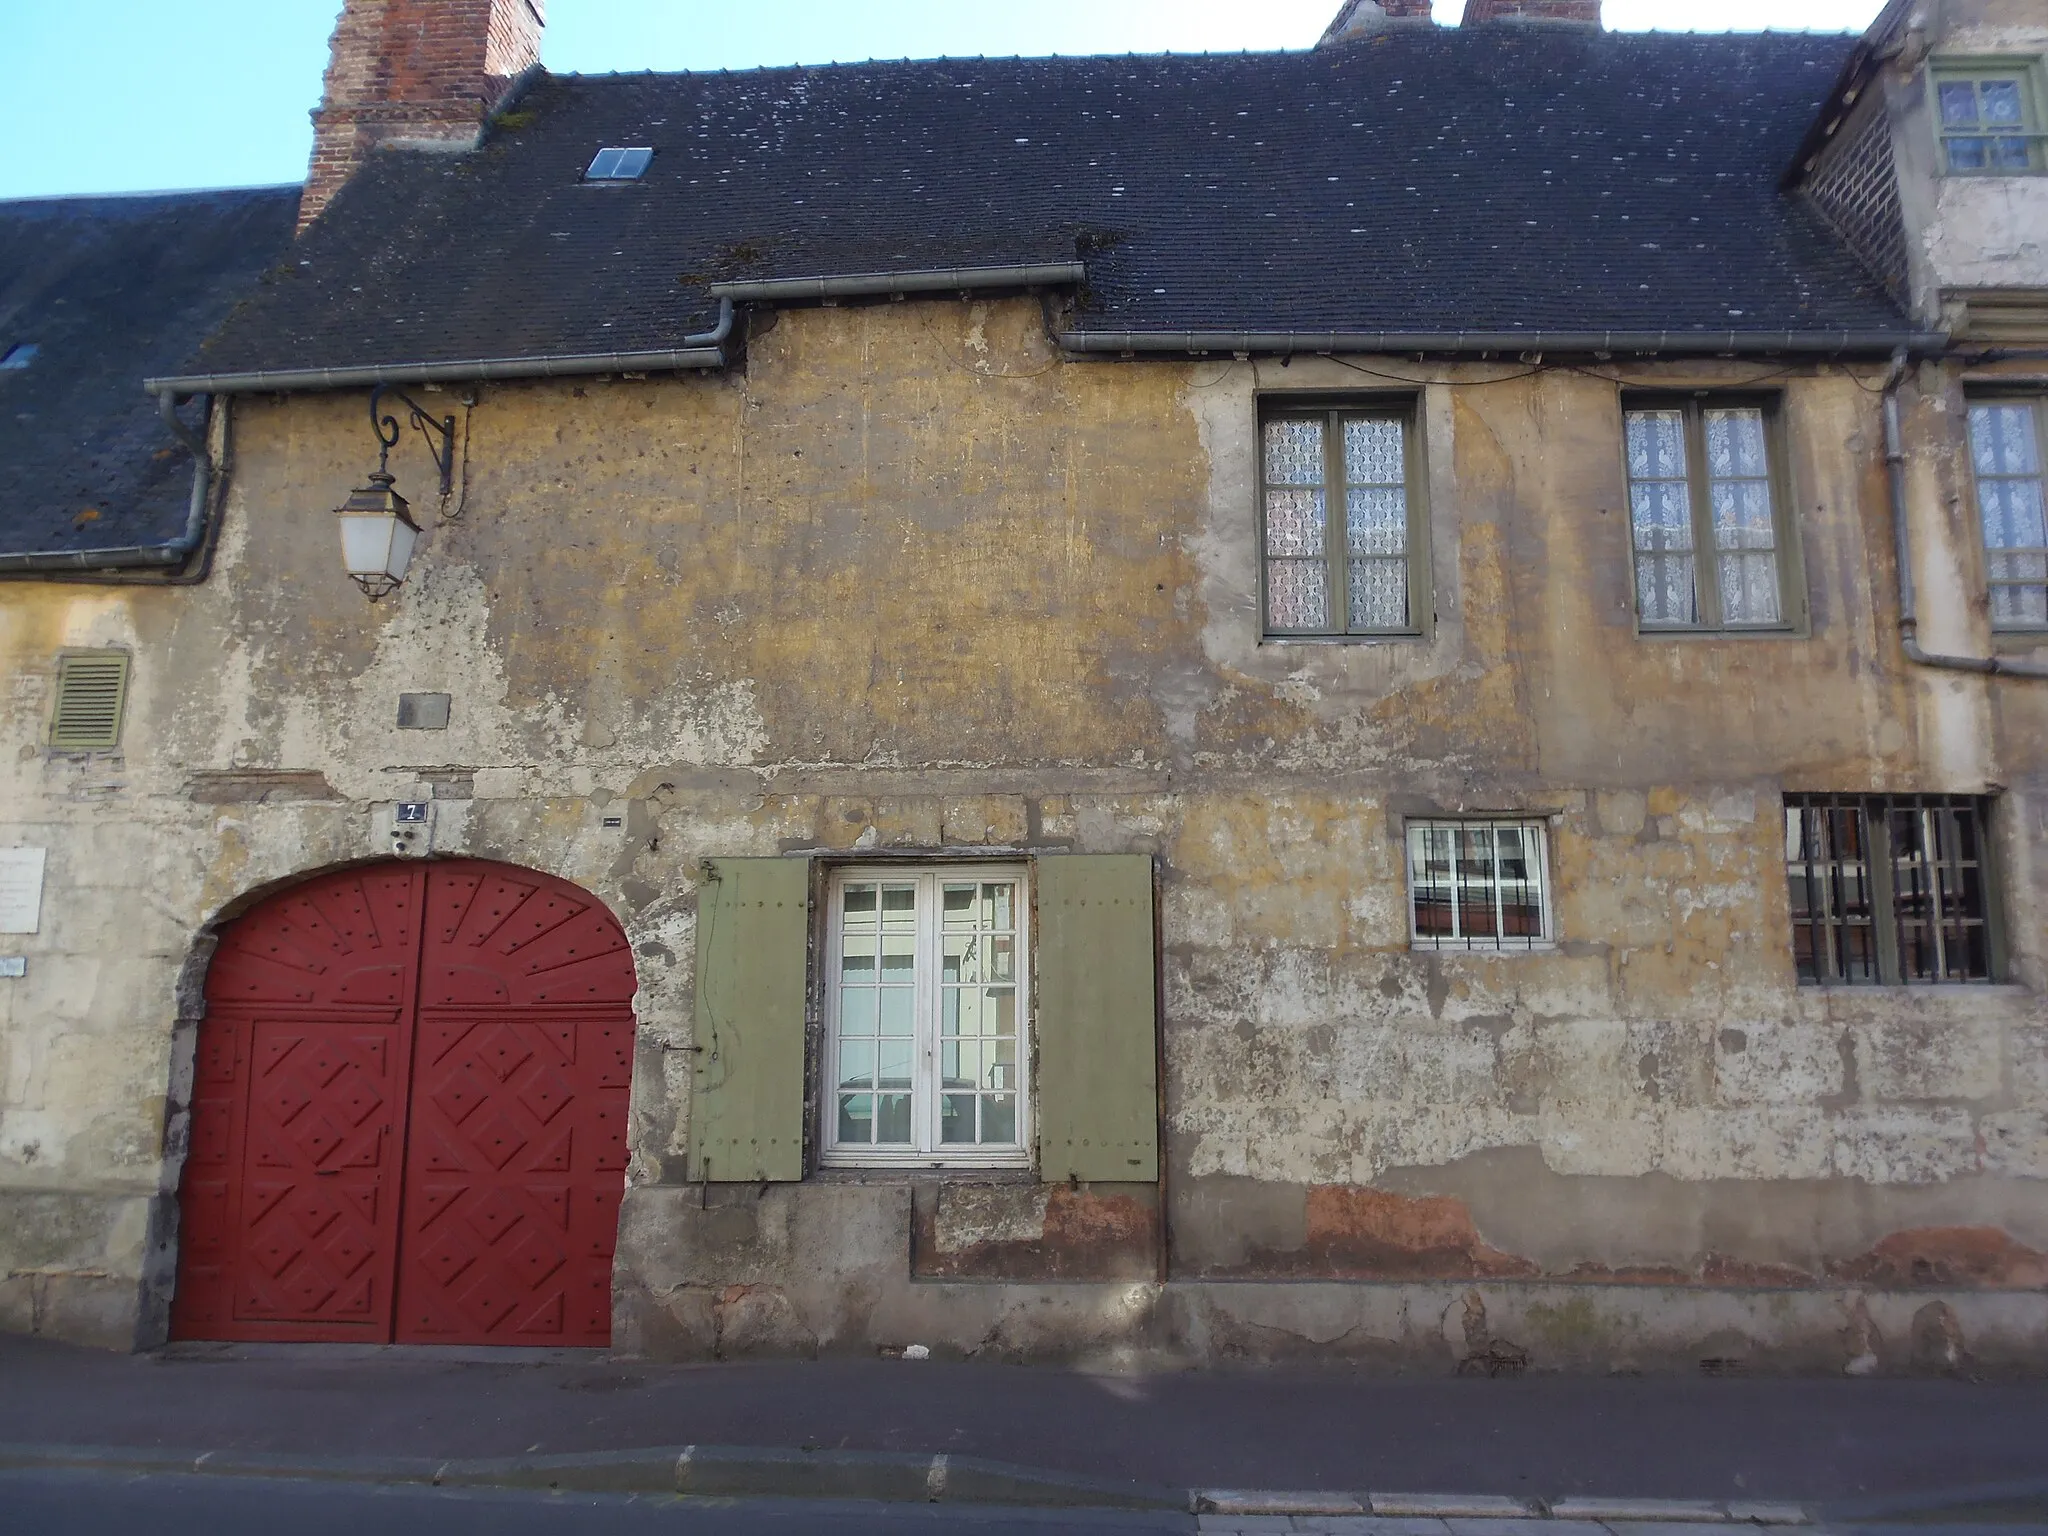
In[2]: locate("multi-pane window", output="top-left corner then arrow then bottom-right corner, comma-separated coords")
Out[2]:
584,146 -> 654,181
1785,795 -> 1999,986
1406,820 -> 1553,952
1933,65 -> 2045,174
1261,404 -> 1423,637
1967,400 -> 2048,630
1624,397 -> 1792,631
824,866 -> 1029,1167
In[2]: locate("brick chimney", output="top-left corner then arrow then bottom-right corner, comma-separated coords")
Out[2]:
1321,0 -> 1437,41
1460,0 -> 1601,23
300,0 -> 545,234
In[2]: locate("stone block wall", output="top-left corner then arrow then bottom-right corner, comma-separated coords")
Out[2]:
0,299 -> 2041,1366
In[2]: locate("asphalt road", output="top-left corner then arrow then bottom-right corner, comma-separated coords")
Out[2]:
1,1469 -> 1194,1536
8,1330 -> 2048,1503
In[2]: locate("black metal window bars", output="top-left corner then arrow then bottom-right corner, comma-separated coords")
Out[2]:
1785,794 -> 1999,985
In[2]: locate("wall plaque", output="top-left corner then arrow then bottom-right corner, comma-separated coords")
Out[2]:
0,848 -> 46,935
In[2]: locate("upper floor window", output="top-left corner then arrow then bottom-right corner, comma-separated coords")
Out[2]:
1933,62 -> 2046,174
823,866 -> 1030,1169
1624,396 -> 1794,633
1785,794 -> 2000,986
1260,401 -> 1425,638
1967,399 -> 2048,630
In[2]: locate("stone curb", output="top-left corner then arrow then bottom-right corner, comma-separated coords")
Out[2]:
0,1446 -> 1838,1524
1194,1493 -> 1810,1524
0,1441 -> 1184,1510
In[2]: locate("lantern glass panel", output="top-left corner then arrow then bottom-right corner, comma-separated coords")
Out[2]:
338,510 -> 397,576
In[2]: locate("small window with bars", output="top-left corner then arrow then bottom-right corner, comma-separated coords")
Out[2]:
1406,819 -> 1553,952
1933,63 -> 2046,175
1785,794 -> 2000,986
1260,401 -> 1426,638
48,650 -> 129,752
1967,398 -> 2048,630
1623,395 -> 1795,633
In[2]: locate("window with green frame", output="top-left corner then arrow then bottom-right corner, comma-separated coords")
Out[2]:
1933,60 -> 2047,174
1966,397 -> 2048,630
1259,400 -> 1427,638
1784,794 -> 2003,986
1622,394 -> 1799,633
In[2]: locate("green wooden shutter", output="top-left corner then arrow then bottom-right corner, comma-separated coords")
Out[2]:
1035,854 -> 1159,1182
690,857 -> 811,1182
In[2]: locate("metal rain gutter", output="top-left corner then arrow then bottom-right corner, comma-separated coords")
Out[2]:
1054,327 -> 1950,358
1880,349 -> 2048,680
0,393 -> 215,576
711,264 -> 1087,303
143,299 -> 736,397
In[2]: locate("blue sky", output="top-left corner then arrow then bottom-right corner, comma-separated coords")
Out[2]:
0,0 -> 1883,200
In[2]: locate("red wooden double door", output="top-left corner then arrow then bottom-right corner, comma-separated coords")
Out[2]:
172,860 -> 638,1346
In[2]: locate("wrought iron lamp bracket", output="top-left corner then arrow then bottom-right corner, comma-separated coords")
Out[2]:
368,384 -> 457,500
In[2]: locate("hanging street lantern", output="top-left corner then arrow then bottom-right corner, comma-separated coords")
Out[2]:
336,383 -> 455,600
334,470 -> 421,600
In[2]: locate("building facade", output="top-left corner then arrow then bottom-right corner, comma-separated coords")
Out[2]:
2,0 -> 2046,1371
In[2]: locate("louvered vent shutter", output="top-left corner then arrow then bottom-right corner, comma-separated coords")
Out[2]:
49,651 -> 130,751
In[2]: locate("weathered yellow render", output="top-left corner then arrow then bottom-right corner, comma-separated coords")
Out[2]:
1,296 -> 2043,1366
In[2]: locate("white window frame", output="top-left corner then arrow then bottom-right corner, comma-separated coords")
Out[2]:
821,863 -> 1033,1170
1405,819 -> 1557,953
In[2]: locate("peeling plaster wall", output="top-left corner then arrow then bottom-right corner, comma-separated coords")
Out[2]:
1920,1 -> 2048,296
1,298 -> 2044,1368
1879,0 -> 2048,322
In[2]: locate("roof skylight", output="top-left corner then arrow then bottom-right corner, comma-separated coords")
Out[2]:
0,344 -> 38,371
585,147 -> 654,182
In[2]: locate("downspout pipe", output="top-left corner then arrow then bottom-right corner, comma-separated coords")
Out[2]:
1881,350 -> 2048,679
0,392 -> 217,579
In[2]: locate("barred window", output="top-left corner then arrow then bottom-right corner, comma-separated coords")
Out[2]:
1624,396 -> 1794,632
1406,820 -> 1552,952
1260,402 -> 1425,638
1967,399 -> 2048,630
1785,795 -> 1999,985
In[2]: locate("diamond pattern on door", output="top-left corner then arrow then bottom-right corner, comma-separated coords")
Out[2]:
230,1021 -> 406,1331
395,1011 -> 627,1346
173,860 -> 637,1347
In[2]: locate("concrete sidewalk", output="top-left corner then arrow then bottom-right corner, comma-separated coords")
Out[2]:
3,1334 -> 2046,1512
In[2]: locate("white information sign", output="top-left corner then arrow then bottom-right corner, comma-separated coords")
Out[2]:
0,848 -> 47,935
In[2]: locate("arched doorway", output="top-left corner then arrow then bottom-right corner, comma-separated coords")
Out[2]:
170,860 -> 638,1346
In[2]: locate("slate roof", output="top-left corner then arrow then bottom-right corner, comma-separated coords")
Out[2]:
189,25 -> 1909,379
0,187 -> 300,560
